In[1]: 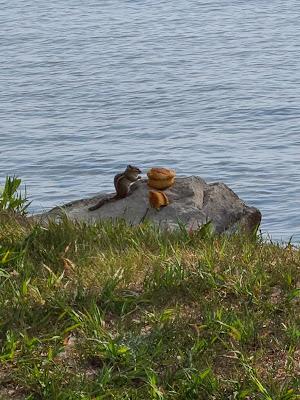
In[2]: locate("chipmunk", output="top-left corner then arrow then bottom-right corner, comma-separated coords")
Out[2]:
88,165 -> 142,211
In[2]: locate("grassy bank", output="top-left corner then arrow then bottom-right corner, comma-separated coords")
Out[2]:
0,212 -> 299,399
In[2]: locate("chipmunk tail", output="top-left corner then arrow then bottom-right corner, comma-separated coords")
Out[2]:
88,195 -> 118,211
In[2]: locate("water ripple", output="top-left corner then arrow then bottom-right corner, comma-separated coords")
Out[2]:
0,0 -> 299,242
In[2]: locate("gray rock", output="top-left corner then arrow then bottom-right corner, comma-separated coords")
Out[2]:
35,176 -> 261,234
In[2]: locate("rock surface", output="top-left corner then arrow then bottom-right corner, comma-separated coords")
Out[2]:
35,176 -> 261,234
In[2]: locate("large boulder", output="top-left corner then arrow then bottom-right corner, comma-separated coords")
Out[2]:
35,176 -> 261,234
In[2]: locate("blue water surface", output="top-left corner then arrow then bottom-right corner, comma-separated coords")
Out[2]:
1,0 -> 299,242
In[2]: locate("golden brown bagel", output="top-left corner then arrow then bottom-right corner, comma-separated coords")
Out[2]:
147,167 -> 176,181
148,177 -> 175,190
149,190 -> 169,209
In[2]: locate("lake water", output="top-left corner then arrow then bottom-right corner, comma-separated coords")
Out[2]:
1,0 -> 299,242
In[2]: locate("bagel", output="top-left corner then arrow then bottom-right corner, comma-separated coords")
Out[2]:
147,167 -> 176,181
149,190 -> 169,209
147,177 -> 175,190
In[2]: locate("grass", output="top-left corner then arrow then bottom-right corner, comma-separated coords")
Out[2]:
0,175 -> 299,399
0,176 -> 30,215
0,211 -> 299,399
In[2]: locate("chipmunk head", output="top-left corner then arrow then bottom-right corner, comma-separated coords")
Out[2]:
126,165 -> 141,174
